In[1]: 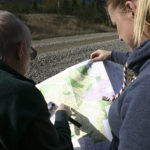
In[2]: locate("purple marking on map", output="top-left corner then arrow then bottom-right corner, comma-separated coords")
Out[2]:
84,80 -> 114,101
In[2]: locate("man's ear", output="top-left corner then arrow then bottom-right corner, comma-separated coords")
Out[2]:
125,0 -> 137,18
16,41 -> 25,60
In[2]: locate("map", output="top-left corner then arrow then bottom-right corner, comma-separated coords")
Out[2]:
36,60 -> 123,150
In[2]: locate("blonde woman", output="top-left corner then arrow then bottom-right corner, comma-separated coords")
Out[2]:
91,0 -> 150,149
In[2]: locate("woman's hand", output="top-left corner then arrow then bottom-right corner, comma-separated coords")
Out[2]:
56,104 -> 72,117
90,49 -> 112,62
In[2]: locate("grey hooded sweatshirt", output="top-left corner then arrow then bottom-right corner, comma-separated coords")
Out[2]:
109,38 -> 150,150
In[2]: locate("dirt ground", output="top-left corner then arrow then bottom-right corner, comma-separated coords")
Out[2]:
21,13 -> 116,40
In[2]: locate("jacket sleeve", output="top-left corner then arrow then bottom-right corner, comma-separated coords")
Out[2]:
111,51 -> 132,65
17,84 -> 73,150
118,77 -> 150,150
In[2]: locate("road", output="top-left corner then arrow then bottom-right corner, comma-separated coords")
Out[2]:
32,32 -> 118,54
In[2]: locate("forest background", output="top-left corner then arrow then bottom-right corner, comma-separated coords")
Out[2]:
0,0 -> 115,40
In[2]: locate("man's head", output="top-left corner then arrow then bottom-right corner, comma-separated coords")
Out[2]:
0,11 -> 36,75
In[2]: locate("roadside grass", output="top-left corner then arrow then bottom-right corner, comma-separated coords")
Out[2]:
19,13 -> 115,40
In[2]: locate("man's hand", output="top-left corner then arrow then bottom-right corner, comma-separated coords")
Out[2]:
90,49 -> 112,61
56,104 -> 72,117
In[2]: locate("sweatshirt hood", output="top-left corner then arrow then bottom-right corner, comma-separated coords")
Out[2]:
128,38 -> 150,75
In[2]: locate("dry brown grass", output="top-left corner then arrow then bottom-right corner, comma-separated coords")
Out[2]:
21,13 -> 115,40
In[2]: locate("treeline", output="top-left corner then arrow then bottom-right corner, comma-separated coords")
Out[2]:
0,0 -> 111,24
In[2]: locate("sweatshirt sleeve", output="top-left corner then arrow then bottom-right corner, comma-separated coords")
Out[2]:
30,109 -> 73,150
17,85 -> 73,150
118,77 -> 150,150
111,51 -> 132,65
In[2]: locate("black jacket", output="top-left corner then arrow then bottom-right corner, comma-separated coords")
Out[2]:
0,60 -> 73,150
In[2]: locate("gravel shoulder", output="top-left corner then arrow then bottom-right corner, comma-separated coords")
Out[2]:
28,32 -> 130,83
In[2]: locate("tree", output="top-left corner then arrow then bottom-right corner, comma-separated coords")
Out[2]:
81,0 -> 86,9
40,0 -> 57,13
71,0 -> 79,15
89,0 -> 106,23
63,0 -> 69,14
32,0 -> 38,11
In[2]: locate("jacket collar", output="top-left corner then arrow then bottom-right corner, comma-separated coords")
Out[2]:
128,38 -> 150,75
0,60 -> 35,85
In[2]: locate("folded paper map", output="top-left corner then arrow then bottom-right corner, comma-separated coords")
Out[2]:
36,60 -> 123,150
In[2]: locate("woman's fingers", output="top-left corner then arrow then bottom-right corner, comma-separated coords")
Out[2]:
90,50 -> 112,62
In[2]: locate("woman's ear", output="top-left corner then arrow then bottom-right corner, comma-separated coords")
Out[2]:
125,0 -> 137,18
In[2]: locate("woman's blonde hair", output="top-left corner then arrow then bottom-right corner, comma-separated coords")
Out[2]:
134,0 -> 150,46
107,0 -> 150,46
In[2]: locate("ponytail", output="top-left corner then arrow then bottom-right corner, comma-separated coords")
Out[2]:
134,0 -> 150,46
